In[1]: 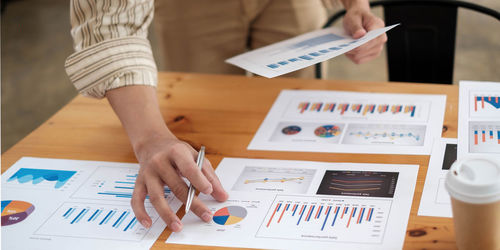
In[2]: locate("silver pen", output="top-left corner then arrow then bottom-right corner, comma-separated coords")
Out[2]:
185,146 -> 205,213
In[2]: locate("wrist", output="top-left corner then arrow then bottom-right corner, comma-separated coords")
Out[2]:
132,128 -> 176,157
105,85 -> 177,157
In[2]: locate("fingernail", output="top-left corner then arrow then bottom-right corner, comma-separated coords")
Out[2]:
141,219 -> 151,228
170,221 -> 182,232
201,212 -> 212,222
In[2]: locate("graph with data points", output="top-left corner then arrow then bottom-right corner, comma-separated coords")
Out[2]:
342,123 -> 426,146
167,158 -> 419,250
244,177 -> 305,184
6,168 -> 77,191
1,157 -> 178,250
232,166 -> 316,194
256,195 -> 391,243
72,166 -> 172,202
249,90 -> 446,155
316,171 -> 398,198
34,202 -> 157,241
469,121 -> 500,153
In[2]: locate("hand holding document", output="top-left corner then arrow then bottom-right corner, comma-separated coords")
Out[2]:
226,24 -> 399,78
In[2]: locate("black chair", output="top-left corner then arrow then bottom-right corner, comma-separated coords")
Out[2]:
315,0 -> 500,84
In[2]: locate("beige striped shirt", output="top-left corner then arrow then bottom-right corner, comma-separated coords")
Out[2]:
65,0 -> 157,98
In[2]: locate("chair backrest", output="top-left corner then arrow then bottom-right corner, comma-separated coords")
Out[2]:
315,0 -> 500,84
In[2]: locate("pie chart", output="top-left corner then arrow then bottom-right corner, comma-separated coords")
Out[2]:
1,200 -> 35,226
314,125 -> 341,138
213,206 -> 247,225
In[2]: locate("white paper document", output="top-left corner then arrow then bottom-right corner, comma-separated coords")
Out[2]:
1,157 -> 182,250
167,157 -> 419,250
458,81 -> 500,159
226,24 -> 399,78
418,138 -> 457,217
248,90 -> 446,155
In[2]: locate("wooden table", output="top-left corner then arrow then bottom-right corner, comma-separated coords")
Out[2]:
1,72 -> 459,250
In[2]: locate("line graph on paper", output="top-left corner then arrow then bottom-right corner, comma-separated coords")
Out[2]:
256,195 -> 391,243
316,171 -> 398,198
342,123 -> 426,146
284,98 -> 430,122
244,177 -> 305,184
232,166 -> 316,194
469,91 -> 500,118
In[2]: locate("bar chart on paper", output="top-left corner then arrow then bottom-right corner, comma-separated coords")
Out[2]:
470,92 -> 500,117
288,99 -> 428,122
34,202 -> 158,241
256,195 -> 391,243
72,166 -> 172,201
469,122 -> 500,153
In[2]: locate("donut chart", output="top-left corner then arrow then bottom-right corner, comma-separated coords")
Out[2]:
213,206 -> 247,225
314,125 -> 341,138
1,200 -> 35,226
282,125 -> 302,135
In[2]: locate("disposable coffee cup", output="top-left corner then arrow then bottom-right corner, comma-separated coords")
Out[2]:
445,157 -> 500,250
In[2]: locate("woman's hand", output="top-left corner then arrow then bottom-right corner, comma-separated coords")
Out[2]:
106,85 -> 228,232
132,134 -> 228,232
342,0 -> 387,64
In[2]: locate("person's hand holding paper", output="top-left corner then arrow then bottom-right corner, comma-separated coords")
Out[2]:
226,17 -> 397,78
341,0 -> 387,64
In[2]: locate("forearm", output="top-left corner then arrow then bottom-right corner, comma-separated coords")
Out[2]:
105,85 -> 175,152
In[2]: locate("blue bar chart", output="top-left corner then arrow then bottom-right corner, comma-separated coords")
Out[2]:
256,195 -> 391,243
71,166 -> 172,202
266,34 -> 346,70
35,202 -> 157,241
469,121 -> 500,153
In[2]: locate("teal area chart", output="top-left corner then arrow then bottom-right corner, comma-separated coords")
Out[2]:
7,168 -> 76,189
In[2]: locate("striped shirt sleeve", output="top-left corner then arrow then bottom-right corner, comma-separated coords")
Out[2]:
65,0 -> 157,98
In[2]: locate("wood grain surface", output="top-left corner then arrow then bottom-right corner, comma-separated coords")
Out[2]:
1,72 -> 459,250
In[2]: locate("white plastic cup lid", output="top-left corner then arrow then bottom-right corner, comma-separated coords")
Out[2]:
445,157 -> 500,204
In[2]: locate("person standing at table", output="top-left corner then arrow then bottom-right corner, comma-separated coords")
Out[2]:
65,0 -> 387,232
